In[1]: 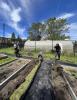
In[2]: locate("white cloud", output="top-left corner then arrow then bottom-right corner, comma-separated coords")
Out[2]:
69,23 -> 77,30
0,2 -> 11,12
0,1 -> 25,36
6,33 -> 11,38
41,21 -> 45,24
10,8 -> 21,23
57,13 -> 76,40
57,13 -> 75,19
20,0 -> 33,23
10,22 -> 25,35
66,23 -> 77,40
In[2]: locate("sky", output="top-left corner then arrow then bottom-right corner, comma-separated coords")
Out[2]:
0,0 -> 77,40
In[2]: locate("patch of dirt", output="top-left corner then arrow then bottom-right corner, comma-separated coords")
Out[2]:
62,65 -> 77,96
65,73 -> 77,97
0,69 -> 13,82
0,59 -> 37,100
0,58 -> 31,83
51,64 -> 72,100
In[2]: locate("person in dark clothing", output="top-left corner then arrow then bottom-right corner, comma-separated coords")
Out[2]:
14,43 -> 20,57
54,44 -> 61,60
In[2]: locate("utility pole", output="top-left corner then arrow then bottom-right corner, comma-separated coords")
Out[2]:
35,39 -> 36,52
2,23 -> 5,47
3,23 -> 5,37
52,37 -> 53,51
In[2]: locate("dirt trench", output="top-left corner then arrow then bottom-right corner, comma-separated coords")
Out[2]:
22,60 -> 55,100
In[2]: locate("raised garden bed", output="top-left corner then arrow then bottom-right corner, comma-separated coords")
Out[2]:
0,59 -> 37,100
62,65 -> 77,97
51,64 -> 72,100
0,58 -> 31,83
10,63 -> 40,100
0,57 -> 16,66
0,53 -> 8,60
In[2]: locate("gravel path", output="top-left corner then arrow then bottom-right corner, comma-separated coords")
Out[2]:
22,60 -> 55,100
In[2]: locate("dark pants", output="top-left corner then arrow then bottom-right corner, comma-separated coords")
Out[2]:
15,48 -> 20,57
55,51 -> 61,60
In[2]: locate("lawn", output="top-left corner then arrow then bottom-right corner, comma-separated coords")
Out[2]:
20,49 -> 39,58
42,51 -> 77,64
0,57 -> 16,65
0,47 -> 77,64
21,50 -> 77,64
61,54 -> 77,64
0,48 -> 16,65
0,47 -> 14,55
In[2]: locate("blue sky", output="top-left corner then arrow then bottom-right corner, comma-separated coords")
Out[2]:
0,0 -> 77,40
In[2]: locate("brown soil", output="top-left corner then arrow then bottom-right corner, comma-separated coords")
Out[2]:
51,64 -> 72,100
0,58 -> 31,83
65,73 -> 77,97
0,59 -> 37,100
62,64 -> 77,97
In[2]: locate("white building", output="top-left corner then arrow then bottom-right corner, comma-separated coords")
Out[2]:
24,40 -> 74,53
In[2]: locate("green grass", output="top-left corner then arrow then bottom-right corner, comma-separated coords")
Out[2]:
0,57 -> 16,65
10,63 -> 40,100
21,49 -> 77,64
44,52 -> 54,59
20,49 -> 39,58
61,54 -> 77,64
42,52 -> 77,64
0,47 -> 14,55
0,48 -> 16,65
64,68 -> 77,79
0,48 -> 77,64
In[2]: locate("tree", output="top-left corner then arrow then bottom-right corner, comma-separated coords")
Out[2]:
11,32 -> 16,42
17,35 -> 22,42
28,17 -> 70,41
47,17 -> 69,40
28,23 -> 46,41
